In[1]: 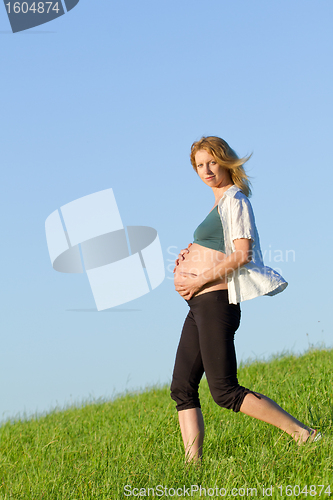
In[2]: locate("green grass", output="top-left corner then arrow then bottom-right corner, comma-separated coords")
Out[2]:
1,348 -> 332,499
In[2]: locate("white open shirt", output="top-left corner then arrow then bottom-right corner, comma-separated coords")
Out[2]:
217,185 -> 288,304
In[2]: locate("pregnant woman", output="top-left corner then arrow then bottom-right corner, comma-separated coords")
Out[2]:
171,136 -> 321,462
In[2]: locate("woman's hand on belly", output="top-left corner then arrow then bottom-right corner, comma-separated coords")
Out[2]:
174,271 -> 206,301
173,243 -> 193,273
173,243 -> 228,299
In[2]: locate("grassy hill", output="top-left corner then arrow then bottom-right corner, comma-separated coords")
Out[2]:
1,348 -> 332,499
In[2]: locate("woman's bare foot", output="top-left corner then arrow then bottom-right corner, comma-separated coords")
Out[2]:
296,428 -> 322,445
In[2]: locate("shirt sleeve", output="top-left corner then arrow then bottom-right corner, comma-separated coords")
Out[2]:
230,195 -> 256,242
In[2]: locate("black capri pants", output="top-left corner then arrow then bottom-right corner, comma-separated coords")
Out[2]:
170,289 -> 260,413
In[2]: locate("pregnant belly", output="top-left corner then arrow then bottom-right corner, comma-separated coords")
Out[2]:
174,243 -> 228,295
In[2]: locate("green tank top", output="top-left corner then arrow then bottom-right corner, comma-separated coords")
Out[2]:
193,205 -> 225,253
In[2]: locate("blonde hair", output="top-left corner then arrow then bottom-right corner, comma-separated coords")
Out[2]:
190,136 -> 253,198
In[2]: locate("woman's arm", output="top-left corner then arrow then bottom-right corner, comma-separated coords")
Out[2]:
174,238 -> 252,300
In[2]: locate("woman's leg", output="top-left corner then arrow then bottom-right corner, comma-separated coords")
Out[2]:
190,291 -> 315,444
178,408 -> 205,462
170,310 -> 205,462
172,291 -> 243,462
192,291 -> 246,412
239,393 -> 315,443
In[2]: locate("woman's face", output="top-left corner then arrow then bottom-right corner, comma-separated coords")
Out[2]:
194,149 -> 231,188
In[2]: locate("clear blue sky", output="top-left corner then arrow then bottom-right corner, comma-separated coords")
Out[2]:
1,0 -> 332,422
